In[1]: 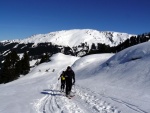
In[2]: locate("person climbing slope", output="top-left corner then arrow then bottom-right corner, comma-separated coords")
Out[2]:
64,66 -> 75,97
58,71 -> 66,92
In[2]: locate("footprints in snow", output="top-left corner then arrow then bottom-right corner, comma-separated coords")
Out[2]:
76,88 -> 121,113
34,84 -> 84,113
34,83 -> 121,113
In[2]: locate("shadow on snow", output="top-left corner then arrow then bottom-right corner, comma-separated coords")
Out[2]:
41,89 -> 64,96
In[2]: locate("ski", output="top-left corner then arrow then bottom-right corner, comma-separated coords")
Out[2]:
67,96 -> 72,99
66,94 -> 75,99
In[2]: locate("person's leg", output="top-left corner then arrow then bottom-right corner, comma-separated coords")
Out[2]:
62,80 -> 65,92
61,84 -> 63,92
65,80 -> 69,95
68,81 -> 72,95
61,80 -> 63,91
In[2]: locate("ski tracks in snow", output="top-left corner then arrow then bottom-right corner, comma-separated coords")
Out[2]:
34,82 -> 121,113
34,83 -> 84,113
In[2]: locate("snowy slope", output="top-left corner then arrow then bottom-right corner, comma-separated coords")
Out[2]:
2,29 -> 134,47
72,54 -> 114,79
73,42 -> 150,113
0,53 -> 121,113
0,53 -> 79,113
1,42 -> 150,113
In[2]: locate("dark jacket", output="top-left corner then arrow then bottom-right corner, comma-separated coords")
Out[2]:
65,70 -> 75,83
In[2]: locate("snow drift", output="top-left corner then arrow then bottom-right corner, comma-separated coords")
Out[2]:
73,42 -> 150,112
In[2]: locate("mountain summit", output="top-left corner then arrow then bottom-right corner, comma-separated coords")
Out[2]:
3,29 -> 134,47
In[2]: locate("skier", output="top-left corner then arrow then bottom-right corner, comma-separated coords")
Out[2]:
58,71 -> 66,92
64,66 -> 75,97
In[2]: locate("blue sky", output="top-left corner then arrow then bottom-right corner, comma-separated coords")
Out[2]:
0,0 -> 150,41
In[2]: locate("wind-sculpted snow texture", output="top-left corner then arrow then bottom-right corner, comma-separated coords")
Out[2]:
1,42 -> 150,113
73,42 -> 150,113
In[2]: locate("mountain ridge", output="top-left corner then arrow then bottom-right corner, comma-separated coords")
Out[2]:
1,29 -> 135,47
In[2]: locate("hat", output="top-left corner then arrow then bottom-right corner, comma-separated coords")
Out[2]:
67,66 -> 71,70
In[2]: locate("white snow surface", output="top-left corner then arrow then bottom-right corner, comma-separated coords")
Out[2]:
1,42 -> 150,113
73,42 -> 150,113
1,29 -> 134,47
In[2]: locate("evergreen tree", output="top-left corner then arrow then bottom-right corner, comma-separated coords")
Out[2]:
91,43 -> 96,50
0,51 -> 19,83
40,53 -> 50,64
11,51 -> 19,67
97,43 -> 110,53
15,60 -> 22,76
72,46 -> 78,56
21,51 -> 30,75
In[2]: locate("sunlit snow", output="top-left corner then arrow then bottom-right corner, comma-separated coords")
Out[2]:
0,42 -> 150,113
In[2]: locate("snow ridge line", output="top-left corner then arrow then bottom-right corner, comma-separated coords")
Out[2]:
75,87 -> 121,113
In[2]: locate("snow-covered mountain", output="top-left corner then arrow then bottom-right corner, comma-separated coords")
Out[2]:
1,41 -> 150,113
2,29 -> 134,47
0,29 -> 136,64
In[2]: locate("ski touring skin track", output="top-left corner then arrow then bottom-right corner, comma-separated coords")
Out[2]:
34,83 -> 84,113
34,82 -> 122,113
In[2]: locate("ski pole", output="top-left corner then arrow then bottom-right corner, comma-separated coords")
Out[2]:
57,79 -> 59,90
73,84 -> 76,93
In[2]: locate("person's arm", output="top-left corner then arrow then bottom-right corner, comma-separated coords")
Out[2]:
58,74 -> 61,80
72,71 -> 75,84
